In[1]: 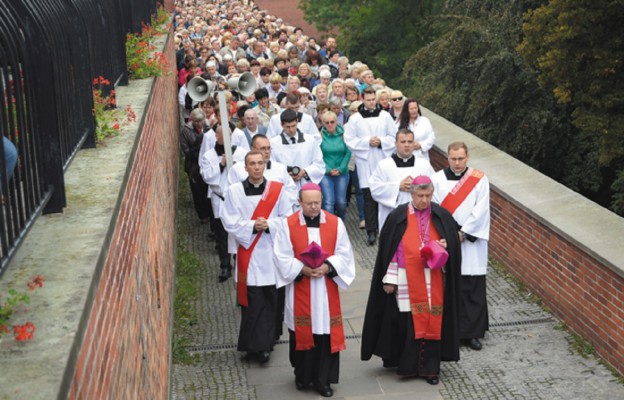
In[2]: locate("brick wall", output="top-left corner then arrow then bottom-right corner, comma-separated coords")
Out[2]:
430,149 -> 624,376
67,34 -> 179,399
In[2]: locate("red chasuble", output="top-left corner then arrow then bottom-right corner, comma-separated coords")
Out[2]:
402,209 -> 445,340
440,168 -> 484,215
236,181 -> 283,307
287,211 -> 346,353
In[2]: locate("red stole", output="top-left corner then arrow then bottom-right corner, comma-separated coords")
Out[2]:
236,181 -> 284,307
287,212 -> 346,353
402,209 -> 444,340
440,168 -> 484,215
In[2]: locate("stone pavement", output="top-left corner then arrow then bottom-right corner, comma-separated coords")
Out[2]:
171,181 -> 623,399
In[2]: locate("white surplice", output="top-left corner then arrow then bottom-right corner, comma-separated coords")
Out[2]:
269,132 -> 326,190
266,111 -> 320,140
343,110 -> 397,188
221,180 -> 293,286
273,211 -> 356,334
369,155 -> 435,230
395,116 -> 436,160
432,168 -> 491,275
198,127 -> 250,157
198,143 -> 247,218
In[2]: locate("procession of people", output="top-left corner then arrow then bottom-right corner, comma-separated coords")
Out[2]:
176,0 -> 491,396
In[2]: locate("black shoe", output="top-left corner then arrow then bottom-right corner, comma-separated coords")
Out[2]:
367,232 -> 376,246
257,351 -> 270,363
468,338 -> 482,350
218,267 -> 232,282
316,385 -> 333,397
426,376 -> 439,385
295,380 -> 306,391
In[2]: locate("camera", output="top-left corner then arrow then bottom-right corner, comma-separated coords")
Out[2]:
287,166 -> 301,175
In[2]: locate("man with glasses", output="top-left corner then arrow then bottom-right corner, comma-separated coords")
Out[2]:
432,141 -> 491,351
273,183 -> 356,397
228,134 -> 297,210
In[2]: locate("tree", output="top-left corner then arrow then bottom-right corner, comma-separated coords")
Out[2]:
299,0 -> 442,84
298,0 -> 356,33
518,0 -> 624,212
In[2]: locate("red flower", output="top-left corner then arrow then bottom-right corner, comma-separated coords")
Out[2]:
13,322 -> 35,341
27,275 -> 44,291
112,123 -> 120,130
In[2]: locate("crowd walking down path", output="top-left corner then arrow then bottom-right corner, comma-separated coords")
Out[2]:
171,180 -> 622,399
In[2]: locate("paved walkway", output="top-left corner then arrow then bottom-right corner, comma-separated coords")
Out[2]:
170,179 -> 622,399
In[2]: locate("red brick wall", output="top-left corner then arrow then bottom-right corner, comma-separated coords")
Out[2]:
431,149 -> 624,376
67,34 -> 179,399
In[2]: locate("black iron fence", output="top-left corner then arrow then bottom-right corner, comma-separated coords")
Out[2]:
0,0 -> 160,276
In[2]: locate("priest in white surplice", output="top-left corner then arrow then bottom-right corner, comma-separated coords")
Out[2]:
199,123 -> 247,282
266,92 -> 320,140
273,183 -> 355,397
221,151 -> 293,363
344,87 -> 397,245
270,109 -> 325,192
369,129 -> 435,231
227,134 -> 297,211
432,141 -> 490,351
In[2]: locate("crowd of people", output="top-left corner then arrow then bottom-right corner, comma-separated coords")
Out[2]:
175,0 -> 491,397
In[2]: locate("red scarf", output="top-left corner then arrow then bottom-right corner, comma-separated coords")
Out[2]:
440,168 -> 484,215
402,208 -> 444,340
287,212 -> 346,353
236,181 -> 283,307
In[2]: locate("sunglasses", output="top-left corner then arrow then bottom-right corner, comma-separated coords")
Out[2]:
392,97 -> 403,101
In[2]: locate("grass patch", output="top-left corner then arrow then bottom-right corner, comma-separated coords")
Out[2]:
172,242 -> 199,364
172,157 -> 200,365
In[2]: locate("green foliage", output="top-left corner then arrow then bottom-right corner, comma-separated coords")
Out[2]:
298,0 -> 355,32
173,241 -> 200,365
518,0 -> 624,212
300,0 -> 442,85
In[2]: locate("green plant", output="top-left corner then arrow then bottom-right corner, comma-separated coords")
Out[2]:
92,76 -> 137,143
126,4 -> 171,80
0,275 -> 43,342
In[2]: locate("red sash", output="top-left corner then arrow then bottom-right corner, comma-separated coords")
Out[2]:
440,168 -> 484,215
287,212 -> 346,353
402,209 -> 444,340
236,180 -> 284,307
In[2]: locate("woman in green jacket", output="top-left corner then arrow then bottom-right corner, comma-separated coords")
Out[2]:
319,111 -> 351,221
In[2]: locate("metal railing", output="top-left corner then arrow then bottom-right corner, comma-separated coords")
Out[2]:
0,0 -> 159,276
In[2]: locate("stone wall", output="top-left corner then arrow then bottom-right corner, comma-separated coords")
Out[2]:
67,37 -> 179,399
428,113 -> 624,376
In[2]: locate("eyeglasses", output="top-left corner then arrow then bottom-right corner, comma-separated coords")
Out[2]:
392,97 -> 403,101
325,121 -> 337,124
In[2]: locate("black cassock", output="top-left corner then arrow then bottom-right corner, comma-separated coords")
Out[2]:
361,202 -> 462,376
